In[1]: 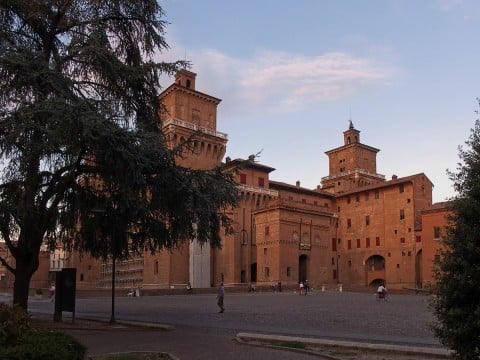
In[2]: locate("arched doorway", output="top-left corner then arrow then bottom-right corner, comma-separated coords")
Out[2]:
365,255 -> 386,286
299,255 -> 308,283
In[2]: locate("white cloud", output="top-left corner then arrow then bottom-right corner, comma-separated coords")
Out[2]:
159,45 -> 398,118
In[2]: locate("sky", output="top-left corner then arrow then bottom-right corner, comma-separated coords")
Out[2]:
158,0 -> 480,203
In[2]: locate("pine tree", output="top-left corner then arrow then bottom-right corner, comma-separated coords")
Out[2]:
0,1 -> 239,309
432,117 -> 480,359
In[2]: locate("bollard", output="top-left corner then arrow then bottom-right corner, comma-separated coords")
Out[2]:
339,284 -> 343,292
321,285 -> 325,292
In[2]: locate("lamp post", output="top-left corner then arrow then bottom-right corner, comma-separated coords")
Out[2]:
93,207 -> 117,325
109,249 -> 116,325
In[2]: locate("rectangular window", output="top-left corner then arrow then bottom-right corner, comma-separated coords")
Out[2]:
240,173 -> 247,184
333,269 -> 337,280
258,177 -> 265,188
265,226 -> 269,235
416,235 -> 422,243
434,226 -> 441,239
347,197 -> 351,204
286,267 -> 291,277
366,237 -> 370,248
332,238 -> 337,251
366,215 -> 370,226
400,237 -> 405,244
400,209 -> 405,220
376,237 -> 380,246
263,247 -> 267,255
348,240 -> 352,250
356,238 -> 361,248
347,219 -> 351,228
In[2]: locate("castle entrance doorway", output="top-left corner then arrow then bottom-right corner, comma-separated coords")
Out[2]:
250,263 -> 257,283
299,255 -> 308,283
365,255 -> 386,286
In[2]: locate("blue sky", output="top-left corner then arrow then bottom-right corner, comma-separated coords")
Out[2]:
159,0 -> 480,203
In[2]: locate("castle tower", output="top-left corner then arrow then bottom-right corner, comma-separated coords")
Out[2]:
321,121 -> 385,194
159,69 -> 228,169
146,70 -> 229,288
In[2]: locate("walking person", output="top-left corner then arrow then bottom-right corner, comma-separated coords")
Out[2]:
217,282 -> 225,313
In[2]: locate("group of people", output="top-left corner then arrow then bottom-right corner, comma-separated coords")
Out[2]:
299,280 -> 310,295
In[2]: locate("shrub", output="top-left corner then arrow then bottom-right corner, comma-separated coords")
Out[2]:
0,304 -> 85,360
0,328 -> 86,360
0,303 -> 31,346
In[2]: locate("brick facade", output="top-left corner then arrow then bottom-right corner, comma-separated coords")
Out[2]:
20,70 -> 445,293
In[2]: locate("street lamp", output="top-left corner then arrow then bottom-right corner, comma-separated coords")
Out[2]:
109,248 -> 116,325
92,207 -> 117,325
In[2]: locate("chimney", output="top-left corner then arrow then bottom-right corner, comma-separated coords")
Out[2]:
296,181 -> 300,187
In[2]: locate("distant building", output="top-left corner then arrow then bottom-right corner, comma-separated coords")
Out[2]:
421,202 -> 451,288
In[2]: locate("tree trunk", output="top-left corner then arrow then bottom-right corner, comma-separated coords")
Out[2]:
13,250 -> 39,310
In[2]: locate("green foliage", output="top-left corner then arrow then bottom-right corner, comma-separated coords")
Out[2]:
0,303 -> 31,347
0,328 -> 86,360
432,117 -> 480,359
0,1 -> 240,309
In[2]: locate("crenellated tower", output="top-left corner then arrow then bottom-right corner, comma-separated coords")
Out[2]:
159,69 -> 228,169
321,121 -> 385,194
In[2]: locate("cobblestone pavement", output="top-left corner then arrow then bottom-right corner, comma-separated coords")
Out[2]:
2,290 -> 447,359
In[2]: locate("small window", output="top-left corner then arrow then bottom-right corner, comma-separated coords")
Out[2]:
356,238 -> 361,248
263,247 -> 267,255
287,267 -> 291,277
347,219 -> 352,228
356,194 -> 360,202
375,237 -> 380,246
400,209 -> 405,220
258,177 -> 265,188
264,267 -> 270,277
416,235 -> 422,242
265,226 -> 269,235
347,197 -> 351,204
80,274 -> 84,281
434,226 -> 441,239
240,173 -> 247,184
331,257 -> 335,265
332,238 -> 337,251
348,260 -> 352,267
302,199 -> 306,203
400,237 -> 405,244
366,215 -> 370,226
154,260 -> 159,275
333,269 -> 337,280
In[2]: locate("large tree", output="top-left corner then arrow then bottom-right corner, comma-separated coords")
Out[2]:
432,117 -> 480,359
0,1 -> 239,310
